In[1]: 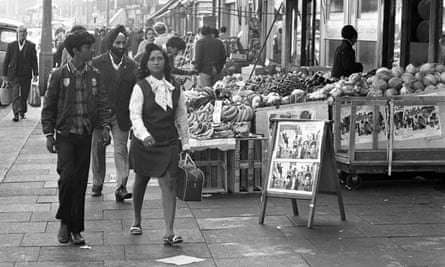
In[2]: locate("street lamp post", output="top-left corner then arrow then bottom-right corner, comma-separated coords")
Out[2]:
40,0 -> 53,96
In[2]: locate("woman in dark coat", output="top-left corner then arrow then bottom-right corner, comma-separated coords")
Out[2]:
128,44 -> 190,245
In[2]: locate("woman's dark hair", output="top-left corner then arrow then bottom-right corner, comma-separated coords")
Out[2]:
166,36 -> 186,51
70,25 -> 87,33
210,28 -> 219,38
341,25 -> 357,40
220,26 -> 227,33
137,43 -> 172,82
64,30 -> 95,57
145,27 -> 155,39
200,25 -> 211,36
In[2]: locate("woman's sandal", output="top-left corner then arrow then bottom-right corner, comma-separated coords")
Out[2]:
130,225 -> 143,235
163,234 -> 183,246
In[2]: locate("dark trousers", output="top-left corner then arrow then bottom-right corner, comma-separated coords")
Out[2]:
55,133 -> 92,233
10,79 -> 31,115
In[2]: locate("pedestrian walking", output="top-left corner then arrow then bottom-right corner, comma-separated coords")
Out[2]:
128,44 -> 190,246
193,25 -> 226,87
135,27 -> 156,63
2,25 -> 38,122
41,30 -> 111,245
61,25 -> 88,66
153,22 -> 170,49
91,25 -> 137,201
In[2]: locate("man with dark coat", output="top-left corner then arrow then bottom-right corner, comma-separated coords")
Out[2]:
41,30 -> 111,245
2,25 -> 38,121
331,25 -> 363,79
193,25 -> 226,87
91,25 -> 137,201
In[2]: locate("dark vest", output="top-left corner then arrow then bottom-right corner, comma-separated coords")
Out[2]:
138,79 -> 180,144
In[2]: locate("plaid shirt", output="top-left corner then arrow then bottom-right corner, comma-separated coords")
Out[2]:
67,60 -> 92,135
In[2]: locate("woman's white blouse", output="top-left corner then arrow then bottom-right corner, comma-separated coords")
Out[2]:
129,76 -> 190,150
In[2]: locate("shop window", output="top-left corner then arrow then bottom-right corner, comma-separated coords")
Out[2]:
358,0 -> 378,18
328,0 -> 343,20
357,41 -> 376,72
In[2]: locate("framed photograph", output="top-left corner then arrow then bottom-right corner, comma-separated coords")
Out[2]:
393,105 -> 441,141
275,121 -> 324,160
266,120 -> 325,197
267,161 -> 319,195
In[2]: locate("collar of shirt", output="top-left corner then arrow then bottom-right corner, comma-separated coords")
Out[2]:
18,40 -> 25,51
109,53 -> 123,71
67,60 -> 88,76
146,75 -> 175,111
343,39 -> 354,47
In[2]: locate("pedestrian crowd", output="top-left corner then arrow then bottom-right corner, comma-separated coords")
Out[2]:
2,21 -> 227,246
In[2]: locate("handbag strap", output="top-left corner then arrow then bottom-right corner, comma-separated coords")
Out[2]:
180,152 -> 196,168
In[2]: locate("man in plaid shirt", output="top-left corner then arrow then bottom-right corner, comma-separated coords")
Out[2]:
41,30 -> 111,246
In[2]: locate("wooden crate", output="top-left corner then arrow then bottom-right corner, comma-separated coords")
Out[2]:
192,149 -> 228,193
227,137 -> 268,193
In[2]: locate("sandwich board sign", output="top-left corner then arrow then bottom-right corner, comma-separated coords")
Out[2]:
259,117 -> 346,228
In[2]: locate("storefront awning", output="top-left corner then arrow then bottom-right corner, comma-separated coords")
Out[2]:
147,0 -> 180,21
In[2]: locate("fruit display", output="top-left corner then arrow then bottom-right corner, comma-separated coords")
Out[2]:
186,101 -> 255,140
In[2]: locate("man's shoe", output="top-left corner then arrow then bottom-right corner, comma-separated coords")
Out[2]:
71,232 -> 86,245
115,186 -> 132,202
91,184 -> 102,197
12,114 -> 19,122
57,222 -> 70,244
20,114 -> 26,119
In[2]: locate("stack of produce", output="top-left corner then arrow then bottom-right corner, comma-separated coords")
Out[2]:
187,101 -> 255,140
317,73 -> 370,99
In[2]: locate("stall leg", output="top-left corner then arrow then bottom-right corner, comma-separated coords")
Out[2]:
291,199 -> 299,216
259,193 -> 268,224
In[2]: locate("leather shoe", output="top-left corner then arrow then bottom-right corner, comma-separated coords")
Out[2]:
115,186 -> 132,202
71,232 -> 86,245
12,114 -> 19,122
57,222 -> 70,244
91,184 -> 102,197
20,113 -> 26,119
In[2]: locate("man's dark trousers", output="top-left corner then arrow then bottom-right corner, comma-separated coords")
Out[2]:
10,78 -> 31,116
55,133 -> 92,233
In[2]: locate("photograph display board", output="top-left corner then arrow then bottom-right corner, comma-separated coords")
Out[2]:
266,121 -> 324,197
260,119 -> 345,228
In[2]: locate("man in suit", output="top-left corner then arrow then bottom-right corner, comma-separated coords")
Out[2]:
193,25 -> 226,87
331,25 -> 363,79
91,25 -> 137,201
2,25 -> 38,121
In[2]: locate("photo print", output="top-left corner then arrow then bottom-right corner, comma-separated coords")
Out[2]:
267,161 -> 319,194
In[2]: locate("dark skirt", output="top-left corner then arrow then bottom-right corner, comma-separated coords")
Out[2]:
129,138 -> 180,178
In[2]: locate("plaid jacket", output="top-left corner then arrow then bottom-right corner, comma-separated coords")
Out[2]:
41,63 -> 111,137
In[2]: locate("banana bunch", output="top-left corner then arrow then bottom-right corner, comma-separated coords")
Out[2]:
213,122 -> 234,138
221,105 -> 238,122
188,102 -> 215,139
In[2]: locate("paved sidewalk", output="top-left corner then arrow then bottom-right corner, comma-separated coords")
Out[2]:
1,104 -> 445,266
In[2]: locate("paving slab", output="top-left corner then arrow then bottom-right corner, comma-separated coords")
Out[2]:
121,217 -> 199,231
0,212 -> 31,222
46,220 -> 123,233
278,225 -> 366,239
207,240 -> 318,259
197,215 -> 294,230
302,254 -> 407,267
103,208 -> 193,220
124,243 -> 212,261
308,237 -> 402,255
104,260 -> 216,267
16,262 -> 104,267
0,233 -> 23,247
391,236 -> 445,251
215,255 -> 309,267
0,222 -> 46,234
357,223 -> 445,237
202,224 -> 285,243
0,247 -> 40,262
38,245 -> 124,262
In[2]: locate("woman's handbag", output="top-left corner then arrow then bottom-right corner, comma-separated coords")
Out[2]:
0,81 -> 11,106
28,80 -> 41,107
176,152 -> 204,201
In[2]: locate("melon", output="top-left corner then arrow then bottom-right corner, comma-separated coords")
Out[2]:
372,79 -> 387,91
385,88 -> 399,96
388,77 -> 403,90
405,64 -> 418,74
391,66 -> 404,77
419,63 -> 436,74
415,71 -> 424,81
440,72 -> 445,83
423,74 -> 438,86
436,64 -> 445,72
400,86 -> 413,95
375,67 -> 392,81
424,85 -> 437,91
401,73 -> 416,84
412,81 -> 425,91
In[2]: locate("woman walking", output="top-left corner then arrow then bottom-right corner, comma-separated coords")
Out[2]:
128,44 -> 190,246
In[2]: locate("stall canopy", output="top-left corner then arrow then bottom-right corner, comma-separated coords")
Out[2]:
146,0 -> 180,21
